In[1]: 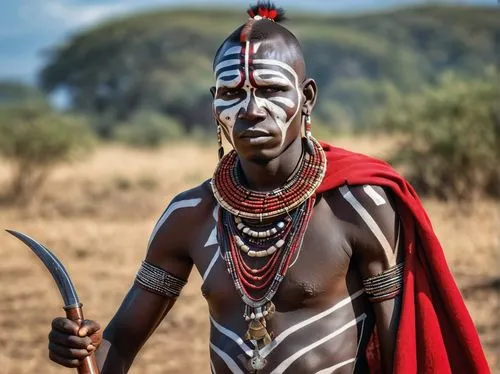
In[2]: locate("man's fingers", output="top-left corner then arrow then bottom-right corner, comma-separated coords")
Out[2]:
52,317 -> 79,335
49,329 -> 92,349
49,350 -> 82,368
78,319 -> 100,338
49,342 -> 91,360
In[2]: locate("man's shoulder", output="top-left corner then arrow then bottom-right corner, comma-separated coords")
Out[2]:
147,179 -> 216,250
173,178 -> 214,203
321,183 -> 397,227
166,178 -> 216,220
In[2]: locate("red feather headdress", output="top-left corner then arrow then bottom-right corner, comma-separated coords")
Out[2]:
241,1 -> 286,42
247,1 -> 286,22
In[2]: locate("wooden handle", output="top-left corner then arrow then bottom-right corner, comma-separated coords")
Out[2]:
65,305 -> 100,374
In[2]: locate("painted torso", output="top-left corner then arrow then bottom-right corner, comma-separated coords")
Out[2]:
154,180 -> 392,373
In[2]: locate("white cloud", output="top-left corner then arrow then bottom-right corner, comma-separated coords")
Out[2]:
39,1 -> 134,28
18,0 -> 143,30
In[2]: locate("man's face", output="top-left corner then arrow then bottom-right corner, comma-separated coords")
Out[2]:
213,38 -> 303,162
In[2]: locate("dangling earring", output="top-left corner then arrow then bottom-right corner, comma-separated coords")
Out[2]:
217,122 -> 224,160
303,113 -> 314,156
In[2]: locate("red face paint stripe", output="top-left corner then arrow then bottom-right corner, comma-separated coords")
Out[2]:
248,42 -> 258,87
237,43 -> 247,89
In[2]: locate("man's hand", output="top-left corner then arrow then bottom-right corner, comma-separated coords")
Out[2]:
48,317 -> 102,368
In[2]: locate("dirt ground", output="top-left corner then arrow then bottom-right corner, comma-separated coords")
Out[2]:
0,137 -> 498,373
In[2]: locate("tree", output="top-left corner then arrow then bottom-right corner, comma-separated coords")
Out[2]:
377,70 -> 499,200
0,104 -> 94,203
38,6 -> 499,135
114,110 -> 184,148
0,81 -> 47,106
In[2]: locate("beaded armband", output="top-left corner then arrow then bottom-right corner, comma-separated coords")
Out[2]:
135,261 -> 187,299
362,262 -> 404,302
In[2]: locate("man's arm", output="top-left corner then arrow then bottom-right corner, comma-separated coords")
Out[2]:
49,191 -> 200,373
340,184 -> 403,374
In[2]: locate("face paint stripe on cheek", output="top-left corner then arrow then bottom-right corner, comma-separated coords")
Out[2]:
268,97 -> 296,108
214,98 -> 241,108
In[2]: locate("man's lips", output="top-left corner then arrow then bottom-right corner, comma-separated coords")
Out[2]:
239,128 -> 272,138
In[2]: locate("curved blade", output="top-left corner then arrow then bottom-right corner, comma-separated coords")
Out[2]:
6,229 -> 81,308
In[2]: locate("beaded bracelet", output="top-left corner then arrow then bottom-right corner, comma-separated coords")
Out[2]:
135,261 -> 187,299
362,262 -> 404,302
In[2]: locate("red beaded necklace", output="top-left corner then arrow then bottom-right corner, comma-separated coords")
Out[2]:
211,137 -> 327,220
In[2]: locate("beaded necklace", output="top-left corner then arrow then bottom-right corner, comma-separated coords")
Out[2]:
212,137 -> 326,220
212,137 -> 326,370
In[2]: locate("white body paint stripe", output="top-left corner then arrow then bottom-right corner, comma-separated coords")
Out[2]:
210,315 -> 254,356
210,342 -> 244,374
340,186 -> 396,265
147,198 -> 201,248
315,358 -> 357,374
260,289 -> 364,357
208,290 -> 364,360
270,314 -> 367,374
201,205 -> 220,281
210,360 -> 216,374
223,46 -> 242,56
212,205 -> 219,220
203,247 -> 221,282
363,185 -> 386,206
204,226 -> 218,247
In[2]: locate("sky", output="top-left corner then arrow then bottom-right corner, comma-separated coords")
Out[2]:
0,0 -> 494,85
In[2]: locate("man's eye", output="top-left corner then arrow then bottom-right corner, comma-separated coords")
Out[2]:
222,90 -> 240,98
260,87 -> 282,94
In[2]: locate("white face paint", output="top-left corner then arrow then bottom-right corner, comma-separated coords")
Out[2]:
213,41 -> 301,147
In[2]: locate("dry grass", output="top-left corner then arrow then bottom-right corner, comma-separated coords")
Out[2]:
0,136 -> 498,373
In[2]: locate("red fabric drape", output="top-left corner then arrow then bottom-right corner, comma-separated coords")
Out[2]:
316,143 -> 489,373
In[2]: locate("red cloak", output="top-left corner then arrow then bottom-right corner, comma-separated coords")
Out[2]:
316,143 -> 489,374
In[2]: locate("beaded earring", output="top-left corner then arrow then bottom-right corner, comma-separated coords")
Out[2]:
303,113 -> 314,156
217,122 -> 224,160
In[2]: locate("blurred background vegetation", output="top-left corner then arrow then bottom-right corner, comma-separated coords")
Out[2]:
0,4 -> 499,373
0,4 -> 498,201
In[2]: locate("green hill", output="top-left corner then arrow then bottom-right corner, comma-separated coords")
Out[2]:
39,5 -> 499,135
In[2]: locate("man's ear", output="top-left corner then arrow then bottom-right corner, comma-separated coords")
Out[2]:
210,86 -> 216,98
302,79 -> 318,114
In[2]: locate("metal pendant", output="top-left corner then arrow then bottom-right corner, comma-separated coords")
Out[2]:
244,319 -> 272,345
250,348 -> 267,371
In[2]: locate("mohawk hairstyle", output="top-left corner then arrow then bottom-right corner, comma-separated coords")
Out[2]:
241,1 -> 286,42
213,1 -> 304,76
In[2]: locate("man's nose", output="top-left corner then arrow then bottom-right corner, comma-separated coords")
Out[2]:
238,95 -> 266,122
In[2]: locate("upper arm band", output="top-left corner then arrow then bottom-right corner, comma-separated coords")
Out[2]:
135,260 -> 187,299
362,262 -> 404,302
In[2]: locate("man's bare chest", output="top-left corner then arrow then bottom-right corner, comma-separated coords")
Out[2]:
190,198 -> 357,314
185,197 -> 372,373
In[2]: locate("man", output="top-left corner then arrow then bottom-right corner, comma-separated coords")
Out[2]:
48,3 -> 488,373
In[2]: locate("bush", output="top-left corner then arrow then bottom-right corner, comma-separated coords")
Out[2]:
114,111 -> 185,148
0,104 -> 94,203
377,70 -> 499,200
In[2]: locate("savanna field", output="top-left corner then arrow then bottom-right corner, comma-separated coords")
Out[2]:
0,137 -> 498,373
